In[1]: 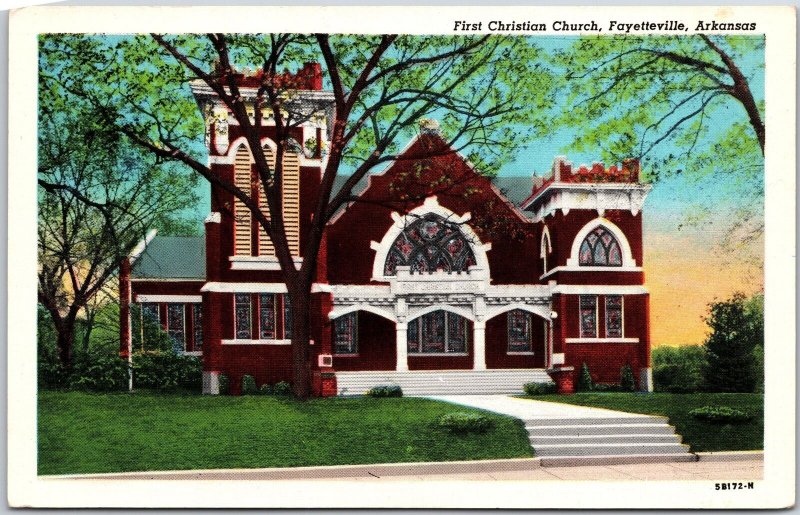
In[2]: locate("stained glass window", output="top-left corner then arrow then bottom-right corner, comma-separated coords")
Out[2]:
193,304 -> 203,351
384,213 -> 476,275
508,310 -> 533,352
235,294 -> 251,340
283,296 -> 293,339
167,303 -> 185,352
141,303 -> 160,324
334,312 -> 358,354
579,295 -> 598,338
578,226 -> 623,266
407,311 -> 469,354
259,294 -> 276,340
605,295 -> 623,338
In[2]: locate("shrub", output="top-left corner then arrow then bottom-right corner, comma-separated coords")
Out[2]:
38,359 -> 70,390
69,355 -> 129,392
523,382 -> 557,395
218,374 -> 229,395
653,345 -> 705,393
438,412 -> 494,434
689,406 -> 753,424
703,293 -> 762,392
273,381 -> 292,396
591,383 -> 622,393
132,351 -> 202,391
258,383 -> 274,395
366,384 -> 403,398
577,363 -> 593,392
241,375 -> 257,395
620,364 -> 636,392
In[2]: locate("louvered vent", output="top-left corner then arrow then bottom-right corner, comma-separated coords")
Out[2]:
233,146 -> 252,256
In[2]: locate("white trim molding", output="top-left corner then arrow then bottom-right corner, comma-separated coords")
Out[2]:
182,351 -> 203,357
201,282 -> 288,293
483,302 -> 552,322
135,294 -> 202,303
229,256 -> 303,271
129,229 -> 158,264
369,196 -> 492,282
221,339 -> 292,346
407,304 -> 475,323
565,337 -> 640,344
540,264 -> 642,280
205,212 -> 221,224
328,305 -> 397,323
551,284 -> 647,295
567,217 -> 637,267
522,182 -> 651,220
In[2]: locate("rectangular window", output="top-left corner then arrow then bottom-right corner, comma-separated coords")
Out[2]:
193,304 -> 203,351
141,303 -> 160,324
259,294 -> 276,339
421,310 -> 446,353
334,312 -> 358,354
605,295 -> 623,338
508,310 -> 533,352
407,318 -> 420,353
234,294 -> 252,340
167,303 -> 186,352
579,295 -> 598,338
283,296 -> 293,339
447,312 -> 467,353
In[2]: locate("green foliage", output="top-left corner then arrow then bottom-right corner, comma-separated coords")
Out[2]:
366,385 -> 403,398
577,363 -> 594,392
218,374 -> 230,395
523,382 -> 557,395
703,292 -> 763,393
438,412 -> 494,434
131,351 -> 202,391
591,383 -> 623,393
258,383 -> 274,396
620,364 -> 636,392
689,406 -> 752,424
273,381 -> 292,396
69,355 -> 129,392
241,375 -> 257,395
653,345 -> 706,393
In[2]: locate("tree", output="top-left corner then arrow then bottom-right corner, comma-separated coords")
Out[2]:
37,98 -> 198,370
39,34 -> 549,398
550,35 -> 764,248
703,292 -> 763,392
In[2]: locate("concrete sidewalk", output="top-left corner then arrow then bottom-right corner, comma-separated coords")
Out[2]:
55,454 -> 762,481
426,394 -> 649,420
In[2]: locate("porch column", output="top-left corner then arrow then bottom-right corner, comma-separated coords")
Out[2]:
473,318 -> 487,370
395,320 -> 409,371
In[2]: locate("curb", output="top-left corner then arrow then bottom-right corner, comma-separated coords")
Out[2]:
695,451 -> 764,462
50,457 -> 542,481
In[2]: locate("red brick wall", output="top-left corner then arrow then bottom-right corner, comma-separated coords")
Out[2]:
566,342 -> 643,386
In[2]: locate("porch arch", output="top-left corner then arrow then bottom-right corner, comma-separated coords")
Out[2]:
484,303 -> 551,322
328,305 -> 397,323
407,304 -> 475,323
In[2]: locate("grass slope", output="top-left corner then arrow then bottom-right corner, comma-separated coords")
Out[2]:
38,392 -> 532,475
526,393 -> 763,452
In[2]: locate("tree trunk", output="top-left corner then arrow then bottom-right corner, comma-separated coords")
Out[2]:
55,318 -> 75,371
289,287 -> 312,400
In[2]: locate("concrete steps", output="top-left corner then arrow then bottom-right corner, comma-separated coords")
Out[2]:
335,369 -> 551,396
523,416 -> 696,465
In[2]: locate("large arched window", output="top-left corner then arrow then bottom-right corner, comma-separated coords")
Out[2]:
384,213 -> 477,275
578,226 -> 622,266
408,310 -> 469,354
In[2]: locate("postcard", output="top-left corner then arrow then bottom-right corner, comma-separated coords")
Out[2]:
8,4 -> 795,509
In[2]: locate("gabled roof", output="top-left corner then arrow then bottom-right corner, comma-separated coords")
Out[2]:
131,236 -> 205,280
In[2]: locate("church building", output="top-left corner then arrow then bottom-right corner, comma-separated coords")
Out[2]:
120,63 -> 653,396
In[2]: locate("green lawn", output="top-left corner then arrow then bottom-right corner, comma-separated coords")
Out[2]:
524,393 -> 763,452
38,391 -> 533,475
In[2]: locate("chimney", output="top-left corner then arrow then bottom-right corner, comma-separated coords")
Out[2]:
303,62 -> 323,90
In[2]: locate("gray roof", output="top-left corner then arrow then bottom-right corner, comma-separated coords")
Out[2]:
131,236 -> 206,280
491,176 -> 535,216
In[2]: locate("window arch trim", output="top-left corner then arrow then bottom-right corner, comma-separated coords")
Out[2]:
566,218 -> 636,268
370,196 -> 491,281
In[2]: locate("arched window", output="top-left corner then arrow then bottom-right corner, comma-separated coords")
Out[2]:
408,310 -> 469,354
578,226 -> 622,266
384,213 -> 476,275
